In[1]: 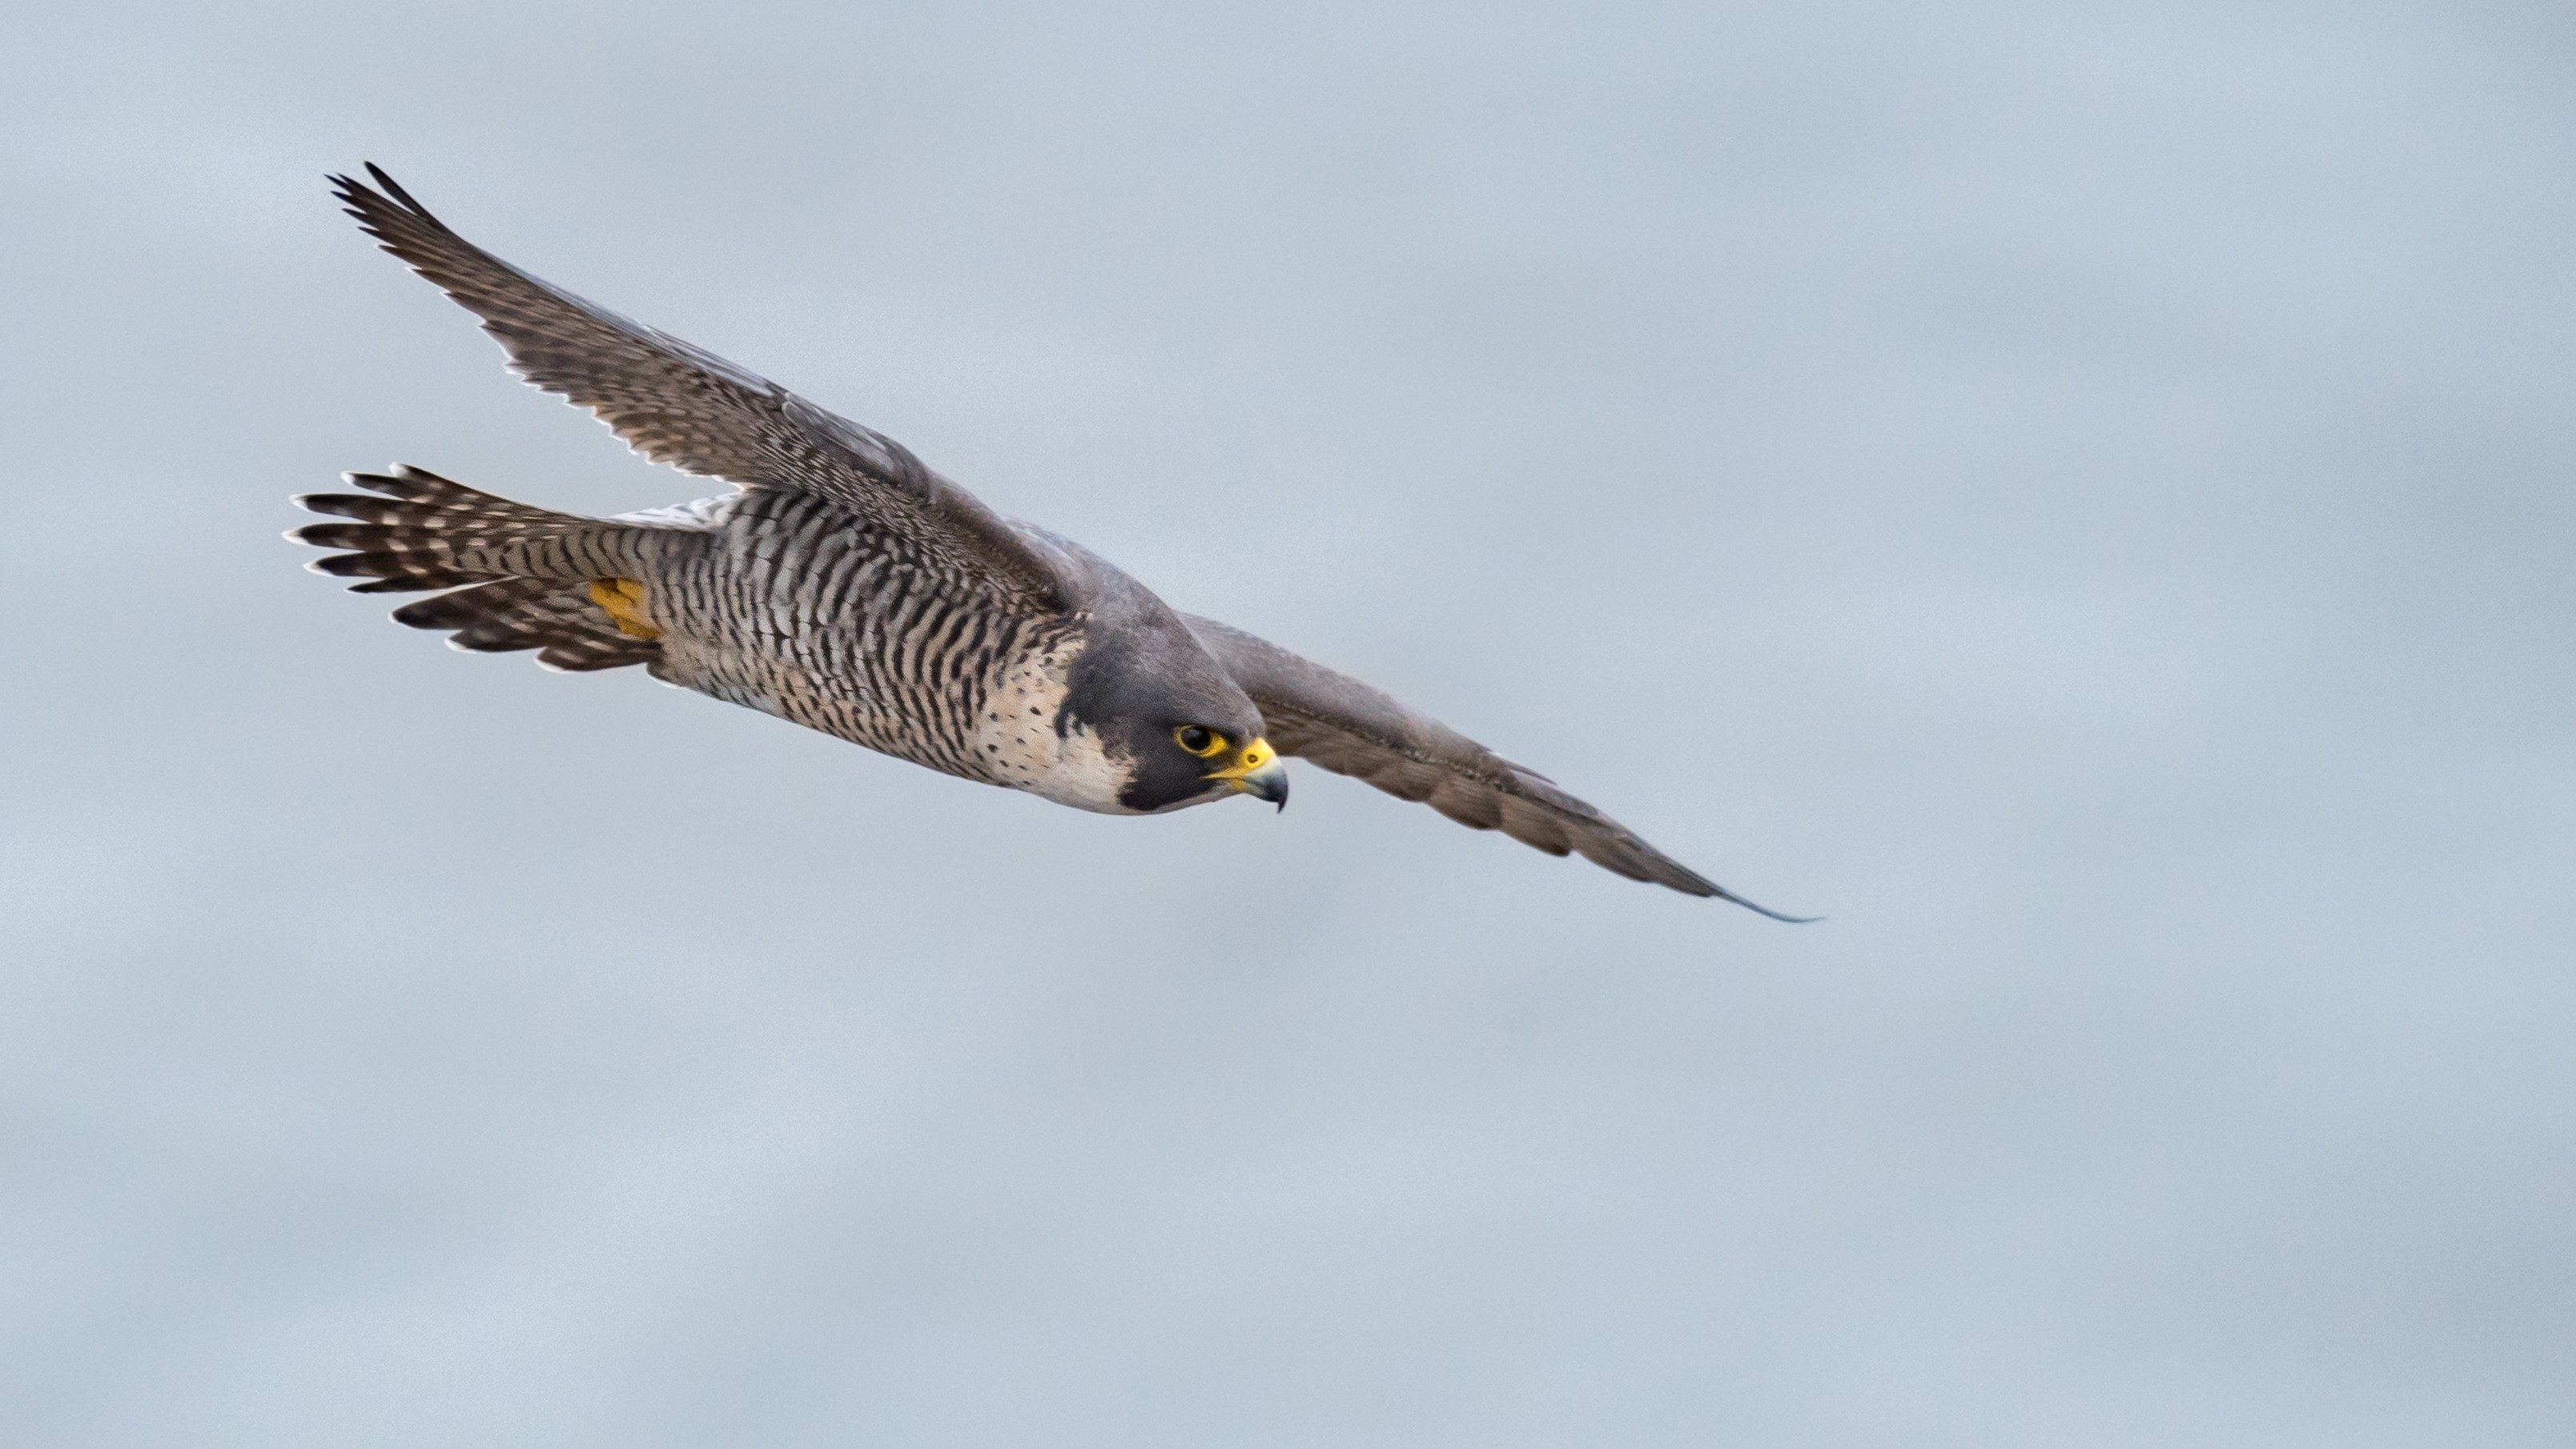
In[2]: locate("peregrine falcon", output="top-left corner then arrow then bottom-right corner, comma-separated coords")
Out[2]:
293,166 -> 1806,917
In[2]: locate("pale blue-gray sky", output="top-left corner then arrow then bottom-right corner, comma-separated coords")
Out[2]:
3,2 -> 2571,1445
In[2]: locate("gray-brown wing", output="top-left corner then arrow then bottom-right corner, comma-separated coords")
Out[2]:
1183,616 -> 1811,917
332,165 -> 1073,610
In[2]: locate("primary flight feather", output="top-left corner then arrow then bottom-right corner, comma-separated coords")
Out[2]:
293,165 -> 1806,917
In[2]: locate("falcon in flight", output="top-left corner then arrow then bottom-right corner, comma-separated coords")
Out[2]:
293,166 -> 1805,916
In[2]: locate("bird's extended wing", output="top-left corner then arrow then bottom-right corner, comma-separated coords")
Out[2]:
1184,615 -> 1810,916
332,165 -> 1074,610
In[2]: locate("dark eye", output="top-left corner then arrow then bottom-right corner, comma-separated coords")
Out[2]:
1175,725 -> 1224,757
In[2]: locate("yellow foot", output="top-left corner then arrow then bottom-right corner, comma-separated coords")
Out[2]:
589,577 -> 661,640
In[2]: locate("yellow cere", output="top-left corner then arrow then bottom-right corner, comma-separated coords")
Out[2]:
1204,737 -> 1276,780
589,577 -> 661,640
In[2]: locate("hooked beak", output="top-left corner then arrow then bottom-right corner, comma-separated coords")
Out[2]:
1204,737 -> 1290,811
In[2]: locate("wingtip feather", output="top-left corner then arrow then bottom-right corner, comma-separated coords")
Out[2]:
361,162 -> 429,215
1712,889 -> 1822,924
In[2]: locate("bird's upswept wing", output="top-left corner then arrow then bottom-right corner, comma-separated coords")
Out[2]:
331,165 -> 1075,610
1183,616 -> 1810,916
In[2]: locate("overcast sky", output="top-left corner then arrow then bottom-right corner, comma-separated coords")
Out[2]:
3,2 -> 2571,1445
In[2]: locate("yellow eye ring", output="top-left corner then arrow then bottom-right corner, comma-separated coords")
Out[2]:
1175,725 -> 1228,757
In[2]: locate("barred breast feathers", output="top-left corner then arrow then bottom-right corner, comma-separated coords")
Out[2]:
611,486 -> 1139,809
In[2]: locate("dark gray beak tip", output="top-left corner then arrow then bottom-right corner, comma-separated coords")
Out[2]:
1248,769 -> 1288,811
1219,753 -> 1290,809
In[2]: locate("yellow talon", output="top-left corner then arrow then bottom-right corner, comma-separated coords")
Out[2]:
589,577 -> 661,640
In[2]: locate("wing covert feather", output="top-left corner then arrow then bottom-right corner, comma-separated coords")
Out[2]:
1184,615 -> 1810,917
332,165 -> 1072,609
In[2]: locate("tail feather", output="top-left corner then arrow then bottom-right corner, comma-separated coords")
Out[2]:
348,574 -> 480,595
332,564 -> 491,594
304,550 -> 494,590
387,576 -> 559,631
309,467 -> 577,516
290,464 -> 677,673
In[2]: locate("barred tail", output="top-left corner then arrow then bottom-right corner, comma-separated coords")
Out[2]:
288,465 -> 677,673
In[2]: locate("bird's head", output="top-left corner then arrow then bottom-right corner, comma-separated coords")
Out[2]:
1058,592 -> 1288,814
1125,718 -> 1288,813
